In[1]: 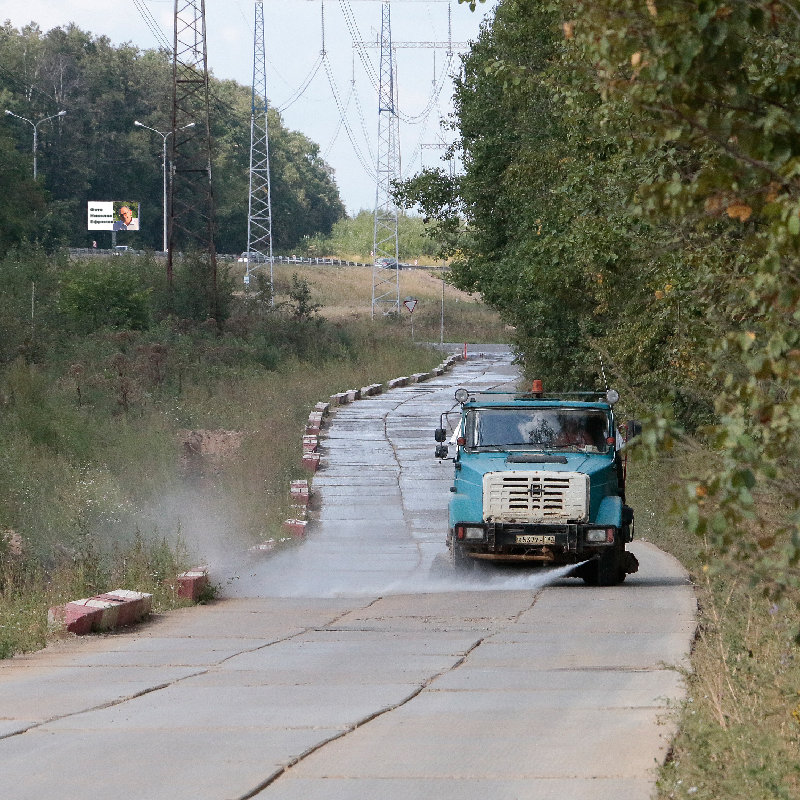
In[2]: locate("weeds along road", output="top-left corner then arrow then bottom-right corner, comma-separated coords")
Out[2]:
0,349 -> 696,800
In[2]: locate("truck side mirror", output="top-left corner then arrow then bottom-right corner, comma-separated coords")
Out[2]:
434,428 -> 447,442
435,444 -> 449,459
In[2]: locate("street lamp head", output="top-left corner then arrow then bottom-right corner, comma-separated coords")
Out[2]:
134,120 -> 143,126
4,110 -> 13,116
57,110 -> 67,117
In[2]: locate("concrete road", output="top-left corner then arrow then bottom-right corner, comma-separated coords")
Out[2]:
0,349 -> 696,800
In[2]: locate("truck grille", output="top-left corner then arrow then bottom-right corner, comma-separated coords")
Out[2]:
483,471 -> 589,523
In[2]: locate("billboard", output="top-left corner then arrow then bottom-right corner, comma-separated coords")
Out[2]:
88,201 -> 140,231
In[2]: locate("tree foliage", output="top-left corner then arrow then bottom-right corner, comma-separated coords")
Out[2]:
399,0 -> 800,599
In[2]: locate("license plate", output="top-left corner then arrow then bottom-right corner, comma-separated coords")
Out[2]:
516,534 -> 555,545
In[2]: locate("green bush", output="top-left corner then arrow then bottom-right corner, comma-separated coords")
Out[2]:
60,260 -> 151,332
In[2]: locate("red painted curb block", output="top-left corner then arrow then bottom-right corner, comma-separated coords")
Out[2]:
48,603 -> 103,636
302,452 -> 321,472
48,589 -> 153,635
282,519 -> 307,537
176,569 -> 210,601
302,434 -> 318,453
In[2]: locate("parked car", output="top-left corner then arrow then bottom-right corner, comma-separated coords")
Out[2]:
374,257 -> 401,269
113,245 -> 130,255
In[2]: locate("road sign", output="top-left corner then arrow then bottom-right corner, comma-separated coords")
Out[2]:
403,298 -> 417,313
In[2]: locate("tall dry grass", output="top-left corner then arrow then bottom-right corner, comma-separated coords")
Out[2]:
235,262 -> 511,343
629,451 -> 800,800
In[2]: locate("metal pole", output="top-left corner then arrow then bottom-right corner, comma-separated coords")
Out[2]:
135,121 -> 193,253
32,124 -> 38,180
4,110 -> 65,180
441,278 -> 445,346
162,134 -> 168,252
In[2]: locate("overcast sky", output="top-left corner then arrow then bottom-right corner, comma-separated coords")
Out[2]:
3,0 -> 497,214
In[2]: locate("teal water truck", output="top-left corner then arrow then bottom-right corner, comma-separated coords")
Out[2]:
434,381 -> 639,585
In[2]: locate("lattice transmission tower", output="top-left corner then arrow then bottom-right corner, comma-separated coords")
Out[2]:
168,0 -> 219,321
245,0 -> 275,299
372,0 -> 401,318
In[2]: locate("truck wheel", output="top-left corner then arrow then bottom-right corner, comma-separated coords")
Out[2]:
583,545 -> 623,586
449,542 -> 473,573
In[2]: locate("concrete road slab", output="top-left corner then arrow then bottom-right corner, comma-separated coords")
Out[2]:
0,727 -> 341,800
283,704 -> 672,779
0,665 -> 202,723
260,776 -> 655,800
431,665 -> 685,701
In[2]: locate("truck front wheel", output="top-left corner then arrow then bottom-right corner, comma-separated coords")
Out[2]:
582,544 -> 624,586
449,541 -> 474,573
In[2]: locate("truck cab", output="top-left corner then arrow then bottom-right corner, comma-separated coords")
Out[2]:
435,384 -> 638,585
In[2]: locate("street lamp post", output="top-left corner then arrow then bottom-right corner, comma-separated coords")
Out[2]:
134,120 -> 195,253
4,109 -> 67,180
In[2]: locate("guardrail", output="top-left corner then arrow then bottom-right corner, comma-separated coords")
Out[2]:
67,249 -> 447,270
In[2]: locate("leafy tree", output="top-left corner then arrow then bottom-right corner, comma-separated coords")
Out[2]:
0,22 -> 345,254
403,0 -> 800,598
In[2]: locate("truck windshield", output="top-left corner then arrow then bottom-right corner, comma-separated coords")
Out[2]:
466,407 -> 611,453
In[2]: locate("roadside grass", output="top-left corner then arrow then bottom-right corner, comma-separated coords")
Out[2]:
628,450 -> 800,800
0,315 -> 445,659
235,262 -> 511,343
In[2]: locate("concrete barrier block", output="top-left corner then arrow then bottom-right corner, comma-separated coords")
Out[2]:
345,389 -> 360,402
411,372 -> 430,383
48,602 -> 103,636
307,412 -> 324,429
314,402 -> 330,416
176,570 -> 210,601
387,377 -> 409,389
302,434 -> 318,453
282,519 -> 308,538
370,383 -> 384,395
249,540 -> 276,555
302,452 -> 321,472
99,590 -> 153,626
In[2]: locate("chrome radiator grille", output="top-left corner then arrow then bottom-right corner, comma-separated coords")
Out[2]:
483,471 -> 589,523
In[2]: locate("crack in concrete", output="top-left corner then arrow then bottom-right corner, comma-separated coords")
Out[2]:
235,636 -> 488,800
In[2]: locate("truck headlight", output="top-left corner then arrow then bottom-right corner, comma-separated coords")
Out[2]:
456,524 -> 485,540
586,527 -> 615,543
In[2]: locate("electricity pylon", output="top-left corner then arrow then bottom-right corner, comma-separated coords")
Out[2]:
168,0 -> 219,322
372,0 -> 401,318
245,0 -> 275,301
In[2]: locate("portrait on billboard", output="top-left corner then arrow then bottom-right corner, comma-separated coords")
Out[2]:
112,201 -> 140,231
88,201 -> 141,231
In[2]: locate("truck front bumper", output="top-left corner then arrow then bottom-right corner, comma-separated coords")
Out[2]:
450,522 -> 618,565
